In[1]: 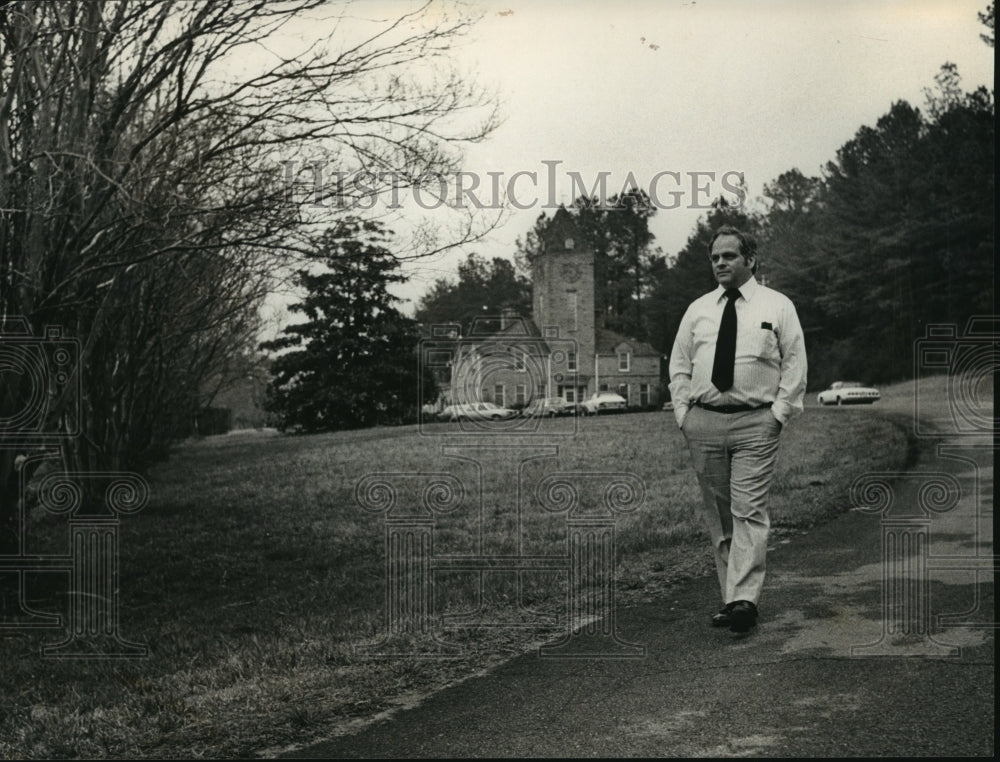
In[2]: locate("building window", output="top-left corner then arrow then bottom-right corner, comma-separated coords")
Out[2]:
514,351 -> 525,372
564,388 -> 575,403
515,384 -> 526,405
639,383 -> 650,406
599,383 -> 608,392
618,351 -> 630,372
618,383 -> 629,404
567,351 -> 577,371
494,384 -> 504,406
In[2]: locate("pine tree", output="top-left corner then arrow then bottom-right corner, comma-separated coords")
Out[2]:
261,220 -> 435,432
414,253 -> 531,336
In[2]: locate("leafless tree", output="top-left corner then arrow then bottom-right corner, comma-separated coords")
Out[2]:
0,0 -> 501,547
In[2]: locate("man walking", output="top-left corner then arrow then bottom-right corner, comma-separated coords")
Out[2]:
668,225 -> 807,633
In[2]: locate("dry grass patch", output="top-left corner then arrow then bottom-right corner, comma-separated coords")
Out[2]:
1,386 -> 914,758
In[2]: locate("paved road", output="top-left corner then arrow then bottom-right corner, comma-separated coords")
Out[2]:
285,394 -> 995,758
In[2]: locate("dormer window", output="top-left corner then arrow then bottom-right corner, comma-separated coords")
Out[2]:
618,350 -> 630,372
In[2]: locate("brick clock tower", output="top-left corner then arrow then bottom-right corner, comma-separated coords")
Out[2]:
531,206 -> 595,401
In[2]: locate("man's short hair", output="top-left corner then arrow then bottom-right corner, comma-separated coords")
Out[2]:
708,225 -> 758,274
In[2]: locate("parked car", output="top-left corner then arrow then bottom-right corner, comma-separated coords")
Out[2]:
817,381 -> 881,406
521,397 -> 576,418
579,392 -> 627,415
439,402 -> 519,421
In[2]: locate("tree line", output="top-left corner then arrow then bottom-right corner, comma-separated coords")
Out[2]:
275,9 -> 993,432
414,58 -> 993,394
654,60 -> 993,388
7,1 -> 988,485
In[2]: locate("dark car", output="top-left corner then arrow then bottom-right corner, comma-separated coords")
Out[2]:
522,397 -> 576,417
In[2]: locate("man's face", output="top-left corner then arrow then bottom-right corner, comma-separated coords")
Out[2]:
710,235 -> 754,289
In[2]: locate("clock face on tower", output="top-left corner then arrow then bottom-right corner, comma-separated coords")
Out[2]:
561,262 -> 581,283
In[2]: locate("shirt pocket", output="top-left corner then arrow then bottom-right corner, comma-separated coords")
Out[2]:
755,323 -> 780,360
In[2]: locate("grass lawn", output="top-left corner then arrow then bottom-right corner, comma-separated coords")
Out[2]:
0,380 -> 923,758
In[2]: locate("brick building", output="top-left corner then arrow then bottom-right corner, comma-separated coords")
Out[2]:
438,206 -> 662,410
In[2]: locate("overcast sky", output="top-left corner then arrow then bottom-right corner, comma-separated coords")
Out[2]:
264,0 -> 994,325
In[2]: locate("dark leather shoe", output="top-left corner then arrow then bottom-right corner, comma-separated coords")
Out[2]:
728,600 -> 758,633
711,602 -> 735,627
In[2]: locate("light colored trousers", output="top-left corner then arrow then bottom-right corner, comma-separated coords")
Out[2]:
681,405 -> 782,605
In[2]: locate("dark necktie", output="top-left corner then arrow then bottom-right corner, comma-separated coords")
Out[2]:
711,288 -> 741,392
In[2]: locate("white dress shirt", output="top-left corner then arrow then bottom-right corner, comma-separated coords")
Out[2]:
668,277 -> 807,427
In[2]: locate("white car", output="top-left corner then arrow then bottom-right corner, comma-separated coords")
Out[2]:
817,381 -> 881,406
440,402 -> 519,421
579,392 -> 627,415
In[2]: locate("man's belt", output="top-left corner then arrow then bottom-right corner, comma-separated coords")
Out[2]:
692,401 -> 773,414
